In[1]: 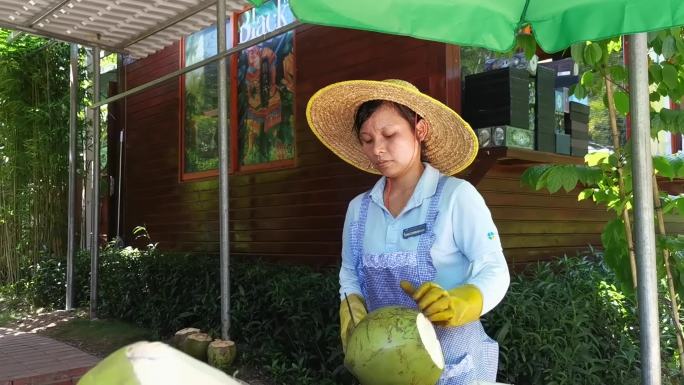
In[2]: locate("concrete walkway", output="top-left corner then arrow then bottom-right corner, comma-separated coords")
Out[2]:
0,328 -> 98,385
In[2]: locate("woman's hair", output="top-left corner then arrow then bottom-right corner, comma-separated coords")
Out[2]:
353,100 -> 420,141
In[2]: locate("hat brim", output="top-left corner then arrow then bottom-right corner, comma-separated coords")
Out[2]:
306,80 -> 478,175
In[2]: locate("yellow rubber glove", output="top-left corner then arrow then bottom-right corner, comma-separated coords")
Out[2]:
340,293 -> 367,353
400,280 -> 483,327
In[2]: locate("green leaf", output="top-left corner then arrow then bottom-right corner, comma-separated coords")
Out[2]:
607,37 -> 622,54
609,65 -> 627,83
671,157 -> 684,178
662,63 -> 678,90
581,71 -> 595,88
521,165 -> 551,190
662,35 -> 676,59
676,36 -> 684,57
540,165 -> 579,194
571,83 -> 587,99
584,43 -> 603,66
613,91 -> 630,115
576,166 -> 603,186
561,166 -> 579,192
677,197 -> 684,216
585,151 -> 610,167
647,31 -> 660,44
662,195 -> 684,215
517,34 -> 537,60
571,43 -> 585,65
651,112 -> 665,135
601,219 -> 634,293
649,64 -> 663,83
658,108 -> 684,135
578,188 -> 594,201
653,156 -> 675,178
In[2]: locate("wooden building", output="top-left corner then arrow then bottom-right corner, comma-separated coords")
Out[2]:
110,12 -> 683,270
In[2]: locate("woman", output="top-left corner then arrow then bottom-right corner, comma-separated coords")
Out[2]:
306,79 -> 510,384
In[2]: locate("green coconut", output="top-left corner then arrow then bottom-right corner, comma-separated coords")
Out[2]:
77,341 -> 244,385
344,306 -> 444,385
172,327 -> 201,349
183,332 -> 213,362
207,339 -> 237,372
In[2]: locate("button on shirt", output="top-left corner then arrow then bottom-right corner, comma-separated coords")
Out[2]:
339,163 -> 510,315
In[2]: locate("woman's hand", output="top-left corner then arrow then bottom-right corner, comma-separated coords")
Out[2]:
400,280 -> 483,327
340,293 -> 367,353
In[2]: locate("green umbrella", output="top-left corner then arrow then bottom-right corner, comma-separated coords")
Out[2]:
281,0 -> 684,53
246,1 -> 684,384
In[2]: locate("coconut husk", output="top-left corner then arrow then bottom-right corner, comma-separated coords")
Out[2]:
207,339 -> 237,372
173,327 -> 201,349
183,333 -> 212,362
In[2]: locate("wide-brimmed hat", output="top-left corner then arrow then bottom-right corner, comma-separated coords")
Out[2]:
306,79 -> 478,175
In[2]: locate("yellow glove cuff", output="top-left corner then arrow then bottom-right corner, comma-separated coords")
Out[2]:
444,284 -> 484,327
340,294 -> 367,352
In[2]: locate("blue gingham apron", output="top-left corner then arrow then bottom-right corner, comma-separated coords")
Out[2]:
351,176 -> 499,385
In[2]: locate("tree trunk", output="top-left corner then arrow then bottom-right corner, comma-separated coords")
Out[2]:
604,74 -> 638,288
652,174 -> 684,375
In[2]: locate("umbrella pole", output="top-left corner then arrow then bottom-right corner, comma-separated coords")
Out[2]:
627,32 -> 661,385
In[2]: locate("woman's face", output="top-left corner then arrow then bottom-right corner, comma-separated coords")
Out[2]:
358,104 -> 426,178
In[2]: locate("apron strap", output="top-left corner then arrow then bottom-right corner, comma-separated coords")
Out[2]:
352,192 -> 372,297
415,175 -> 447,280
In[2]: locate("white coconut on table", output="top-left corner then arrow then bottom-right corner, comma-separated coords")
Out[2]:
77,341 -> 247,385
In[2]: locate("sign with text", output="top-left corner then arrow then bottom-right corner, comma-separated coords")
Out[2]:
238,0 -> 296,44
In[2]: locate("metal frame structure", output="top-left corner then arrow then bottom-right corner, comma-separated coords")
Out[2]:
2,0 -> 297,340
0,0 -> 251,58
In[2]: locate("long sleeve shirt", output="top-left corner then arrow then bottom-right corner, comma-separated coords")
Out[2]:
339,163 -> 510,315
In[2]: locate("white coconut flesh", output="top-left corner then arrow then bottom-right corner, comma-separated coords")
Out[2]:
78,341 -> 243,385
415,311 -> 445,369
131,342 -> 238,385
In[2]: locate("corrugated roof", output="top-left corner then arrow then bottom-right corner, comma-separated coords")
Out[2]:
0,0 -> 252,58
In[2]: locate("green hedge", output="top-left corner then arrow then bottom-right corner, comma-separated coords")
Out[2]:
12,246 -> 680,385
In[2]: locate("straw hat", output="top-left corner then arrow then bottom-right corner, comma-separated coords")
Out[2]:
306,79 -> 478,175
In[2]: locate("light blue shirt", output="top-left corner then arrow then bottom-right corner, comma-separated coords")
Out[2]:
339,163 -> 510,315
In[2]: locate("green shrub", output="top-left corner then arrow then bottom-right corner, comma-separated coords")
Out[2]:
483,256 -> 643,385
15,247 -> 679,385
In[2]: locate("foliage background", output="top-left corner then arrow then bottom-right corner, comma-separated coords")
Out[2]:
7,245 -> 677,385
0,31 -> 88,283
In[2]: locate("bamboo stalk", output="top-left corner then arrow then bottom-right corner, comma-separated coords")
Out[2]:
604,73 -> 638,289
652,174 -> 684,375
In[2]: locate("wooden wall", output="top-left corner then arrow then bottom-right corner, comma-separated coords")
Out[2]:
121,25 -> 683,269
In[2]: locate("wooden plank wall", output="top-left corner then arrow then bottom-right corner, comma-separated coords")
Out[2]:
122,26 -> 451,265
121,25 -> 683,269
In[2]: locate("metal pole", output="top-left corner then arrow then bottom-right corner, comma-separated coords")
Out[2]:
217,0 -> 231,341
0,20 -> 123,54
66,43 -> 78,311
628,32 -> 661,385
120,0 -> 217,48
91,21 -> 301,109
27,0 -> 73,27
89,46 -> 101,320
115,54 -> 126,245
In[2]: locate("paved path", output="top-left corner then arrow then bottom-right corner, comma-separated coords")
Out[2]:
0,328 -> 98,385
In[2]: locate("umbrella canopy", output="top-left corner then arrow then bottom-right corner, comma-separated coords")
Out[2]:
280,0 -> 684,53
